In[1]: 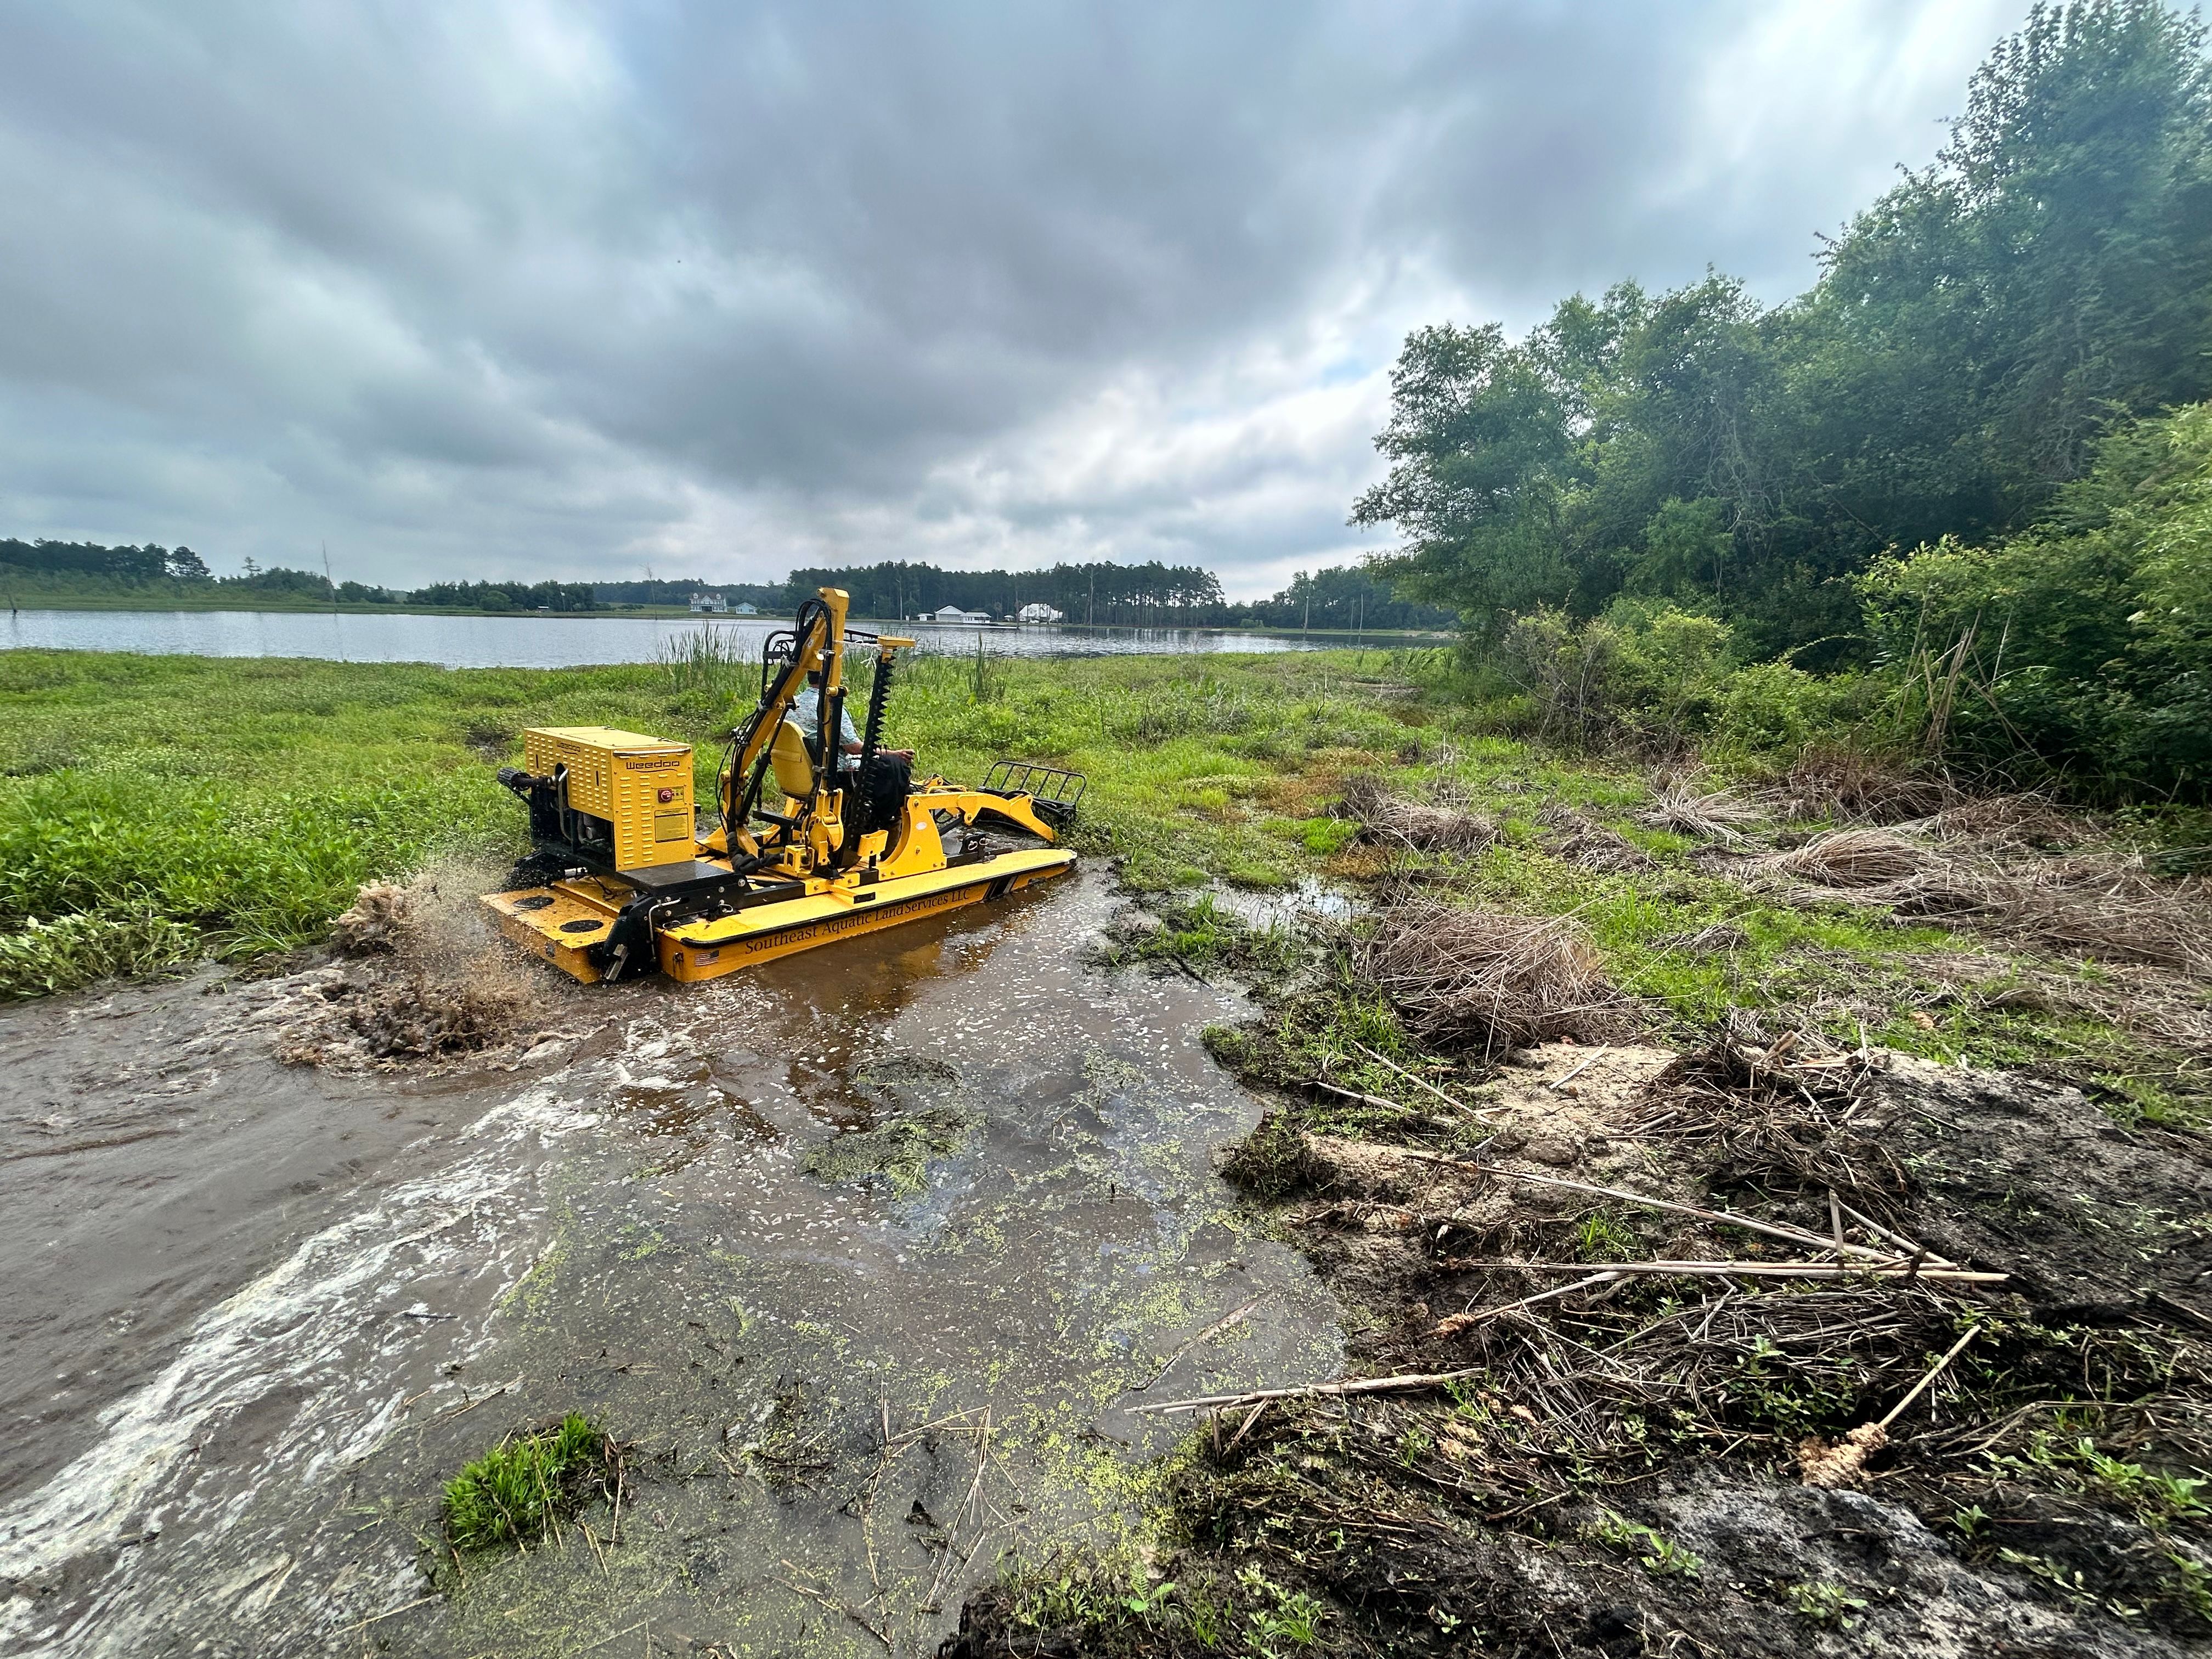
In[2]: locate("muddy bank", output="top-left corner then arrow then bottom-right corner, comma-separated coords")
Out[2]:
0,868 -> 1341,1657
954,1014 -> 2212,1656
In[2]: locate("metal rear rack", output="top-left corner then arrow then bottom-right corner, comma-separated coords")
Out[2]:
984,759 -> 1088,827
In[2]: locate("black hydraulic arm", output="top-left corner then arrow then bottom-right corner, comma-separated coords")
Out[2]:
852,651 -> 895,836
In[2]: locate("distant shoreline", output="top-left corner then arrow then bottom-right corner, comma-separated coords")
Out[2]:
1,599 -> 1452,642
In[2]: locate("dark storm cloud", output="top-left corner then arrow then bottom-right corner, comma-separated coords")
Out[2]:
0,2 -> 2016,593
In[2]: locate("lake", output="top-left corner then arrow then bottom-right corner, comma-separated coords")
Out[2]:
1,607 -> 1335,668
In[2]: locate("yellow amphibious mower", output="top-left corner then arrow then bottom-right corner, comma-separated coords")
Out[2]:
483,586 -> 1083,985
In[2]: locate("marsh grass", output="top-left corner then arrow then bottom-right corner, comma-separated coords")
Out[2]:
1112,894 -> 1296,977
441,1413 -> 612,1551
0,908 -> 199,997
4,646 -> 2205,1118
654,624 -> 761,730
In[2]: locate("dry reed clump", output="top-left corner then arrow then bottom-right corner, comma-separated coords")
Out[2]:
1338,774 -> 1498,855
1894,792 -> 2095,853
1771,744 -> 1960,823
1352,900 -> 1624,1056
1637,777 -> 1764,844
1757,831 -> 2212,976
1762,828 -> 1933,887
1939,956 -> 2212,1058
1984,859 -> 2212,975
1536,803 -> 1656,872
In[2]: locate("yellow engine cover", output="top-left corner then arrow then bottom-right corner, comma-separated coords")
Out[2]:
522,725 -> 695,871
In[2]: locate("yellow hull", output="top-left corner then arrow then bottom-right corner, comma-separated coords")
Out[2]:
484,848 -> 1074,985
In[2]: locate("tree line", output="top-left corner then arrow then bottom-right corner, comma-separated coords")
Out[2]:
773,560 -> 1228,625
1356,0 -> 2211,664
1353,0 -> 2212,796
4,540 -> 1458,634
3,539 -> 210,582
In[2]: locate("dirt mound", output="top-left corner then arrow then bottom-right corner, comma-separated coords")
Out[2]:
1868,1055 -> 2212,1314
1352,901 -> 1627,1057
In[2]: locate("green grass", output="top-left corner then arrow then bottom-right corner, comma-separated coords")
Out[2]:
2,642 -> 2202,1122
441,1413 -> 612,1551
1587,1508 -> 1704,1579
0,645 -> 1443,995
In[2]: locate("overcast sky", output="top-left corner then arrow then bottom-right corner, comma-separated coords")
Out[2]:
0,2 -> 2022,600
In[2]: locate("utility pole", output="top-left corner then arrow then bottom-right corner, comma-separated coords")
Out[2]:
322,541 -> 345,661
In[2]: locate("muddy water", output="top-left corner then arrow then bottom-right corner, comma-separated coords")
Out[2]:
0,868 -> 1341,1657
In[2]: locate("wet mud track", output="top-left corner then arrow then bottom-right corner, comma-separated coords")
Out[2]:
0,868 -> 1341,1656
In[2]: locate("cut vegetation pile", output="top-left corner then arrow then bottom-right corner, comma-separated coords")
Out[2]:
1352,900 -> 1623,1056
1758,827 -> 2212,977
1637,778 -> 1762,844
1339,774 -> 1498,855
964,1024 -> 2212,1657
1635,1016 -> 1907,1203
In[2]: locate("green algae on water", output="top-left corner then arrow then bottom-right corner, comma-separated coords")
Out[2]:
803,1105 -> 979,1195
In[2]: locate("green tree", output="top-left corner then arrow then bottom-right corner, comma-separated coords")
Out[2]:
1353,2 -> 2212,664
1351,322 -> 1582,636
1795,0 -> 2212,531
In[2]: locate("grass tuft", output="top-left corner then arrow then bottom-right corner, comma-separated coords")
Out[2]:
441,1413 -> 613,1552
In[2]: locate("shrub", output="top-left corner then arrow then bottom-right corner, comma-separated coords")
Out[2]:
1494,599 -> 1771,752
1859,403 -> 2212,799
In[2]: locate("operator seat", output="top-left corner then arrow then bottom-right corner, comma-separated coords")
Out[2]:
770,718 -> 816,799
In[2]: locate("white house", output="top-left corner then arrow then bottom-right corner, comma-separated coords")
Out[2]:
1017,602 -> 1064,624
689,591 -> 728,614
732,601 -> 758,616
933,604 -> 991,624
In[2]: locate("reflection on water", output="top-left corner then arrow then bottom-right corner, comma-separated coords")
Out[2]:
1,608 -> 1337,668
0,868 -> 1340,1657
